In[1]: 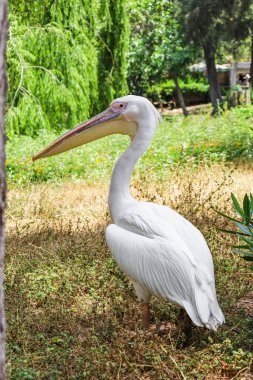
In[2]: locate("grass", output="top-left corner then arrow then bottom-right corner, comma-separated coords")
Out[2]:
5,162 -> 253,379
5,107 -> 253,378
6,105 -> 253,186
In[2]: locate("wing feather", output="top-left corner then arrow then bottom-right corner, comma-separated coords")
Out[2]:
106,202 -> 225,330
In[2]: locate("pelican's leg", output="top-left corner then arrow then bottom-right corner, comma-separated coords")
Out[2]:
133,281 -> 151,329
141,303 -> 151,329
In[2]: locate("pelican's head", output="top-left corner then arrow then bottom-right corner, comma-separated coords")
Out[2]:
113,95 -> 161,124
33,95 -> 161,161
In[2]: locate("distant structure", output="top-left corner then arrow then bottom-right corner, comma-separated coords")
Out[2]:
190,61 -> 251,88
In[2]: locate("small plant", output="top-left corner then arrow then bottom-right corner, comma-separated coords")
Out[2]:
219,193 -> 253,270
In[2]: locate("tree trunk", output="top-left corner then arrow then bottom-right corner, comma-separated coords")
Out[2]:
250,35 -> 253,90
173,76 -> 189,116
0,0 -> 8,379
203,43 -> 223,115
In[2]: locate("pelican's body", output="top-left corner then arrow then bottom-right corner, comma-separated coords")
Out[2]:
33,95 -> 224,330
107,202 -> 223,329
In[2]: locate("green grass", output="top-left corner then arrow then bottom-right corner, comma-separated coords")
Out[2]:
6,105 -> 253,185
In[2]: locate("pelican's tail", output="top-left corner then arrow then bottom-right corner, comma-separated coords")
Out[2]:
183,265 -> 225,331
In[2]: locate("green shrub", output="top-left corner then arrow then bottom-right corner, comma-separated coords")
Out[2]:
146,78 -> 209,105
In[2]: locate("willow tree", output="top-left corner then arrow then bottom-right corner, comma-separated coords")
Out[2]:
98,0 -> 129,109
0,0 -> 7,378
7,0 -> 129,137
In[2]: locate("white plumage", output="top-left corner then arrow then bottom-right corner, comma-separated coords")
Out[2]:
106,202 -> 224,330
33,94 -> 225,331
105,95 -> 224,330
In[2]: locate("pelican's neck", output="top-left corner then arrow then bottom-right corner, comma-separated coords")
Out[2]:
109,118 -> 155,221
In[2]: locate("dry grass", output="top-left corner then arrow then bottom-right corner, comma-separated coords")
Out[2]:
5,162 -> 253,379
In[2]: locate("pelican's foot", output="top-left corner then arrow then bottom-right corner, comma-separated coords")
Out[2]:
141,303 -> 151,330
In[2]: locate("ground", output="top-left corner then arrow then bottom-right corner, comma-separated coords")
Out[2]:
5,160 -> 253,379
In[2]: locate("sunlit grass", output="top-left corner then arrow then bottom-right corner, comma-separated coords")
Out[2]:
6,105 -> 253,185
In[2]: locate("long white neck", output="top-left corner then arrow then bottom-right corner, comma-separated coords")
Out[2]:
108,117 -> 155,222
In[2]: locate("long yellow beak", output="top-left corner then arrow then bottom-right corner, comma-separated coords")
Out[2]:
33,107 -> 136,161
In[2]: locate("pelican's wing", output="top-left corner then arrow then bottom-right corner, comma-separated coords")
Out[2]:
106,203 -> 224,330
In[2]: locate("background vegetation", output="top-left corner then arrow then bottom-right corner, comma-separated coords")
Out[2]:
6,0 -> 253,137
7,0 -> 129,137
6,105 -> 253,185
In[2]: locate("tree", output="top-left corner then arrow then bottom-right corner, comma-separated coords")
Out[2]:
7,0 -> 129,137
98,0 -> 129,109
177,0 -> 253,114
128,0 -> 197,115
223,1 -> 253,87
177,0 -> 226,114
0,0 -> 8,377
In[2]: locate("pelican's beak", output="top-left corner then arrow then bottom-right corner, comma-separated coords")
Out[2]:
33,107 -> 135,161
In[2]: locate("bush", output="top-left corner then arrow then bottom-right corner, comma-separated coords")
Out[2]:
146,78 -> 209,106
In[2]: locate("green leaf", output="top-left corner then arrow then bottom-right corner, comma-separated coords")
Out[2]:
249,193 -> 253,210
236,223 -> 253,236
243,194 -> 250,224
231,193 -> 244,217
239,235 -> 253,246
218,228 -> 249,236
232,245 -> 252,250
233,249 -> 249,256
215,209 -> 242,224
242,254 -> 253,262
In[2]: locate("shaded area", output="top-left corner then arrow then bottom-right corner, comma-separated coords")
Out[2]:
5,168 -> 252,379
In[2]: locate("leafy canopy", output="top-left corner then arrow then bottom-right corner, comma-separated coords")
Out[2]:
7,0 -> 129,137
128,0 -> 197,94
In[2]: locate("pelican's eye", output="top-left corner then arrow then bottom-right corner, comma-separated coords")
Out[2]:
111,101 -> 127,113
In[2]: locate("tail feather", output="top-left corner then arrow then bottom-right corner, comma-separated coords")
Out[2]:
183,301 -> 203,328
183,266 -> 225,331
195,289 -> 210,324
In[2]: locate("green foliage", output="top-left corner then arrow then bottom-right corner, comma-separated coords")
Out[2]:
221,1 -> 253,58
6,105 -> 253,185
177,0 -> 253,51
98,0 -> 129,109
219,193 -> 253,270
7,0 -> 129,137
177,0 -> 227,49
177,0 -> 253,113
7,21 -> 98,137
147,78 -> 209,104
128,0 -> 197,94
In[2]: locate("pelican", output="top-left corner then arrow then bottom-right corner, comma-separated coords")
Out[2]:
33,95 -> 225,330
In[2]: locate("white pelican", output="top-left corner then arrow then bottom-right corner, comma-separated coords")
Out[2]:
33,95 -> 225,330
